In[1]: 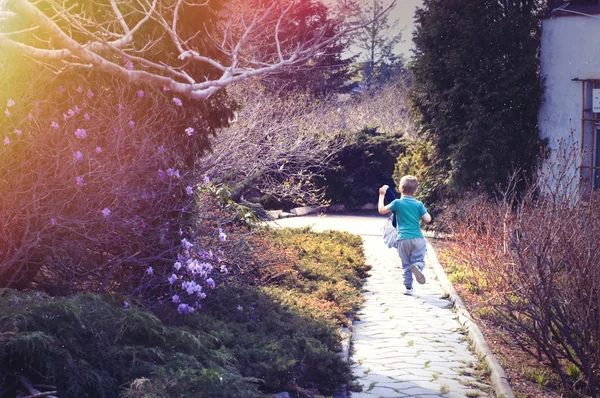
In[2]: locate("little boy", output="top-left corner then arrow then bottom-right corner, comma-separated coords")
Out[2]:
378,176 -> 432,295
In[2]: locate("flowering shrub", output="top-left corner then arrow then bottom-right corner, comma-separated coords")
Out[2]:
0,62 -> 234,308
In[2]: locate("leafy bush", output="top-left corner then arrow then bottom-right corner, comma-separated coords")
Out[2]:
439,143 -> 600,395
321,127 -> 406,210
393,139 -> 446,215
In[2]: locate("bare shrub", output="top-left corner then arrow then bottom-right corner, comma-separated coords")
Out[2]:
442,140 -> 600,395
200,76 -> 414,207
199,83 -> 347,206
344,76 -> 414,136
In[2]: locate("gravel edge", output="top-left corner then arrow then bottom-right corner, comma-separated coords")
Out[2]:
426,240 -> 515,398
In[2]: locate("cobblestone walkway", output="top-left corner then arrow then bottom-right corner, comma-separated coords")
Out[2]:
269,214 -> 492,398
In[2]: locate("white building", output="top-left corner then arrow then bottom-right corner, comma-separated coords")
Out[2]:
539,0 -> 600,196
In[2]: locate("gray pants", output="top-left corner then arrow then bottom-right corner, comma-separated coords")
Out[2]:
397,238 -> 427,289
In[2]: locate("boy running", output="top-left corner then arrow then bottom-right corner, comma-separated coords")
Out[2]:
378,176 -> 432,295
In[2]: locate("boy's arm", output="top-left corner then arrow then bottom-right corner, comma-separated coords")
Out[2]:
419,202 -> 432,223
378,186 -> 392,214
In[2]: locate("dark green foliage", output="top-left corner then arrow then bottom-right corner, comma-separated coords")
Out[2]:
321,127 -> 406,210
393,139 -> 446,215
410,0 -> 545,196
0,229 -> 367,397
0,292 -> 261,397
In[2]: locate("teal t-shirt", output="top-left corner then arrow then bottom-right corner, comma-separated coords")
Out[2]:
388,196 -> 427,240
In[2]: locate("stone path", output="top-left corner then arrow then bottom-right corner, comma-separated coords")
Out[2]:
269,214 -> 492,398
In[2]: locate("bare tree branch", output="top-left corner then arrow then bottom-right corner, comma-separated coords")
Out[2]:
2,0 -> 395,99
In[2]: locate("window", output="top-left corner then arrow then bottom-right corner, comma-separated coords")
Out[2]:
578,80 -> 600,197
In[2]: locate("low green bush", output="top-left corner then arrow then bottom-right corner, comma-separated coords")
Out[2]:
1,228 -> 368,397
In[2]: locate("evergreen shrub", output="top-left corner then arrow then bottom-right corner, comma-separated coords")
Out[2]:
1,228 -> 368,397
321,127 -> 406,210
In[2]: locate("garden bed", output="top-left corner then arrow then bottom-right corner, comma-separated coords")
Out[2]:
0,228 -> 369,398
431,239 -> 563,398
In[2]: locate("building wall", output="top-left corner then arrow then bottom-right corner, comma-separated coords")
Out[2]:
539,15 -> 600,150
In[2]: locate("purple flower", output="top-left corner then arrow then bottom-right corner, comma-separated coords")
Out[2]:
101,207 -> 111,217
51,121 -> 59,129
206,278 -> 215,289
6,99 -> 15,108
177,303 -> 195,314
237,305 -> 243,311
4,109 -> 10,117
51,218 -> 57,226
87,89 -> 94,98
172,97 -> 182,107
182,280 -> 202,295
163,85 -> 170,91
146,266 -> 153,275
15,129 -> 22,136
124,301 -> 130,308
186,186 -> 194,195
114,127 -> 119,134
220,264 -> 228,274
58,86 -> 66,93
181,238 -> 193,250
219,228 -> 227,242
172,294 -> 180,303
173,261 -> 182,270
157,145 -> 165,153
166,168 -> 175,177
74,151 -> 83,161
77,86 -> 83,93
67,109 -> 75,117
125,61 -> 134,71
74,105 -> 81,114
185,127 -> 195,136
3,136 -> 10,146
95,146 -> 103,154
74,128 -> 87,139
168,273 -> 178,284
137,89 -> 144,98
128,120 -> 135,128
84,113 -> 90,120
203,176 -> 210,185
62,113 -> 67,120
157,169 -> 166,180
76,176 -> 84,186
28,113 -> 33,121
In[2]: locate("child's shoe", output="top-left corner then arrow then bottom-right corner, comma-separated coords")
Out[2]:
409,264 -> 426,284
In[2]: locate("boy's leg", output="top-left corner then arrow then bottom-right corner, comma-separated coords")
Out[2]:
397,240 -> 413,289
409,238 -> 427,284
410,238 -> 427,270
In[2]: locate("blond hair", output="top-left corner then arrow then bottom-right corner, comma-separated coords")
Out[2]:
399,175 -> 419,196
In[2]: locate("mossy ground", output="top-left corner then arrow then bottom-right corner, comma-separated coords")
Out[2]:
0,228 -> 369,397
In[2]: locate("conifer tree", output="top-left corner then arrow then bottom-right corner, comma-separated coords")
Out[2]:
353,0 -> 403,88
410,0 -> 545,194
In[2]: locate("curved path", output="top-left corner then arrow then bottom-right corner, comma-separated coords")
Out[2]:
269,214 -> 491,398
